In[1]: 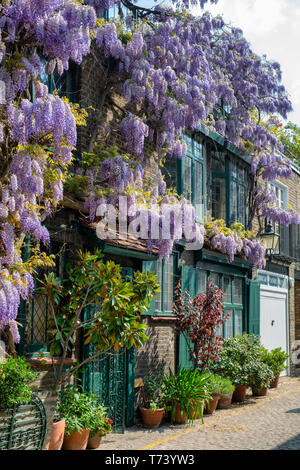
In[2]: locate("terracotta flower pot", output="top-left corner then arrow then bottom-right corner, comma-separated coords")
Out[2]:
270,375 -> 280,389
140,407 -> 165,428
62,429 -> 90,450
217,392 -> 233,409
48,419 -> 66,450
204,395 -> 219,415
232,385 -> 247,403
173,403 -> 187,424
87,432 -> 102,449
252,387 -> 268,397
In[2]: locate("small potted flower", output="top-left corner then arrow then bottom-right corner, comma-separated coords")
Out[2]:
261,347 -> 289,388
247,361 -> 274,396
203,373 -> 223,415
139,374 -> 165,428
56,386 -> 96,450
88,405 -> 113,449
217,377 -> 235,409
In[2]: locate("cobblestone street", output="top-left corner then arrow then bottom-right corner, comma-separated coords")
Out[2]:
98,377 -> 300,451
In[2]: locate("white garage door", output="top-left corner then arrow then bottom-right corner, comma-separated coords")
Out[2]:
258,271 -> 289,375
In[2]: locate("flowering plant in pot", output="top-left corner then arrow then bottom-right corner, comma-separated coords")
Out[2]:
139,374 -> 165,428
56,386 -> 97,450
203,373 -> 224,415
161,367 -> 211,424
261,347 -> 289,388
216,377 -> 235,409
88,404 -> 113,449
247,361 -> 274,396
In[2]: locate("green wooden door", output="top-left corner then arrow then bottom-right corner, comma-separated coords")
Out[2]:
178,266 -> 198,370
247,279 -> 260,335
82,267 -> 135,431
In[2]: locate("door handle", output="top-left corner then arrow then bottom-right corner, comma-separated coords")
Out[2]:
271,320 -> 275,326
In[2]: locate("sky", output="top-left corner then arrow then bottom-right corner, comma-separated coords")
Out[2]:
141,0 -> 300,126
198,0 -> 300,126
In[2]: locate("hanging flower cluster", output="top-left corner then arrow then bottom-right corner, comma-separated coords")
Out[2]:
205,220 -> 266,268
0,0 -> 96,340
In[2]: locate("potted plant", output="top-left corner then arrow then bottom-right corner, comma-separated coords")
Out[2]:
211,334 -> 263,403
87,404 -> 113,449
162,367 -> 211,424
56,386 -> 96,450
48,412 -> 66,451
217,377 -> 235,409
261,347 -> 289,388
247,361 -> 274,396
139,375 -> 165,428
203,373 -> 223,415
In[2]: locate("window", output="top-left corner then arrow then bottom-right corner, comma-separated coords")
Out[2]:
196,268 -> 245,339
267,182 -> 288,256
229,160 -> 247,227
222,276 -> 244,338
179,134 -> 205,221
209,144 -> 248,228
155,255 -> 174,313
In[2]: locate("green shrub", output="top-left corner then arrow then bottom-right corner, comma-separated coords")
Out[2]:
261,347 -> 289,377
0,356 -> 36,408
247,361 -> 274,389
143,374 -> 165,410
56,386 -> 97,435
204,373 -> 234,397
161,367 -> 212,424
209,334 -> 263,386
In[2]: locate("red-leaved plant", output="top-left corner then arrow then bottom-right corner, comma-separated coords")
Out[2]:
174,281 -> 229,370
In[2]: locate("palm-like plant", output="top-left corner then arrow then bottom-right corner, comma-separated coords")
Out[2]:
161,367 -> 212,424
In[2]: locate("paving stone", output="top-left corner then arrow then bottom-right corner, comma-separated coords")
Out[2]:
96,377 -> 300,451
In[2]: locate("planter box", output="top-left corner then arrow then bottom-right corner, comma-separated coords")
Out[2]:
0,395 -> 47,450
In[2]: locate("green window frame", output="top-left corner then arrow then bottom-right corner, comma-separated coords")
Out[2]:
228,159 -> 247,228
210,143 -> 248,228
143,253 -> 179,316
197,268 -> 245,339
178,134 -> 206,222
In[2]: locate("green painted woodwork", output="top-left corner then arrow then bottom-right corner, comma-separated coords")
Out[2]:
142,259 -> 157,315
178,266 -> 198,370
247,279 -> 260,335
82,267 -> 136,430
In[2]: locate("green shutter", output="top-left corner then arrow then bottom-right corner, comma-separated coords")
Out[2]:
142,260 -> 157,315
125,347 -> 135,427
247,279 -> 260,335
178,266 -> 198,370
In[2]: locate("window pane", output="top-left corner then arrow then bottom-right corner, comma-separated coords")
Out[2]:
183,157 -> 192,201
155,260 -> 162,311
258,272 -> 268,285
223,276 -> 232,303
230,182 -> 238,225
164,256 -> 174,312
209,272 -> 219,287
238,183 -> 246,227
234,278 -> 242,304
212,177 -> 226,220
235,310 -> 243,336
194,140 -> 203,159
211,149 -> 225,173
193,160 -> 204,220
198,270 -> 207,293
225,310 -> 233,338
269,275 -> 278,288
184,134 -> 193,154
